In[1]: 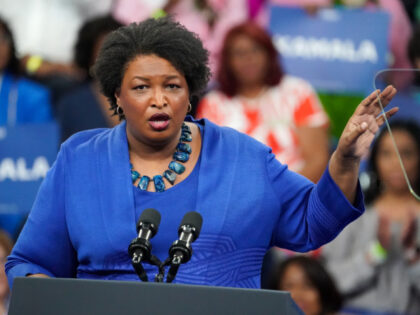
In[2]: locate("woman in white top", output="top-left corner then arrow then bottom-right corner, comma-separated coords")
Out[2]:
323,120 -> 420,314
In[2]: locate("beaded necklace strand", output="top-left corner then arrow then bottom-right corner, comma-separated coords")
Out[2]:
130,123 -> 192,192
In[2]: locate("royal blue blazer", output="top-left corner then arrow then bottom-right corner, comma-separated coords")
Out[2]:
6,117 -> 364,288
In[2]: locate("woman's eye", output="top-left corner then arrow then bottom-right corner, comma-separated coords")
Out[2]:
167,84 -> 180,89
134,85 -> 148,90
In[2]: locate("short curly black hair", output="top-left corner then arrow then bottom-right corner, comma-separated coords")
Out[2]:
93,16 -> 211,120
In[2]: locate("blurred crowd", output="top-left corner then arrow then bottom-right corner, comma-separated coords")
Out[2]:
1,0 -> 420,314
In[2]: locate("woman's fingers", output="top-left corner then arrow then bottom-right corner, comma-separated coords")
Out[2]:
338,86 -> 398,159
374,85 -> 396,106
370,86 -> 397,115
358,85 -> 397,116
360,89 -> 381,108
376,107 -> 399,126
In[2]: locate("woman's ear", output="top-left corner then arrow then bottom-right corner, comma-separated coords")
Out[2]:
114,87 -> 121,105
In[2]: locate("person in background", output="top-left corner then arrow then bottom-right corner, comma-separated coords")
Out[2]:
248,0 -> 412,143
0,0 -> 113,71
197,22 -> 329,182
0,230 -> 13,315
322,120 -> 420,314
0,0 -> 113,109
0,16 -> 52,126
269,255 -> 343,315
57,15 -> 123,142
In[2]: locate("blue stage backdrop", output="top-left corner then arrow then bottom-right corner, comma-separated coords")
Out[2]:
269,7 -> 390,94
0,123 -> 59,238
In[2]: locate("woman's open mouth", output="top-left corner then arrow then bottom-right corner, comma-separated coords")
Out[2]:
149,113 -> 170,131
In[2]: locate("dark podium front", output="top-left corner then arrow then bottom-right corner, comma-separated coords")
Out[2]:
9,277 -> 302,315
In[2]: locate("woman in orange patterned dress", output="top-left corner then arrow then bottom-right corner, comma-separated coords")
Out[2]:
197,22 -> 329,182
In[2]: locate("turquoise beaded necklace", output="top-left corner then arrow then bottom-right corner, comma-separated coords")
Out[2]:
130,122 -> 192,192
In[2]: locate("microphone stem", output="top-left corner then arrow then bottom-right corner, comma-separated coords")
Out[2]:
166,263 -> 180,283
166,253 -> 183,283
132,260 -> 148,282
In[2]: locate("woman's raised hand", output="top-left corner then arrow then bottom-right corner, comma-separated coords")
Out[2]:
329,85 -> 398,204
335,85 -> 398,161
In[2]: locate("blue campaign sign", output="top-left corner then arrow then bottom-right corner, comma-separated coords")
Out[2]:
0,123 -> 59,237
269,7 -> 390,94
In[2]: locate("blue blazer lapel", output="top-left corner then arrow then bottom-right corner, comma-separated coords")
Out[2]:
96,121 -> 137,250
188,117 -> 239,238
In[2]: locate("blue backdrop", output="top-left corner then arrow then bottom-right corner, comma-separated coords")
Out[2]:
269,7 -> 390,94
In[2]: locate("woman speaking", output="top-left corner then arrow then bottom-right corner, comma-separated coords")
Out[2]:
6,17 -> 397,289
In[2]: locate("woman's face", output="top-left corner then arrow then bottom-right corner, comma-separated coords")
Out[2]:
376,130 -> 419,193
279,263 -> 322,315
0,26 -> 11,71
115,54 -> 189,147
228,35 -> 268,87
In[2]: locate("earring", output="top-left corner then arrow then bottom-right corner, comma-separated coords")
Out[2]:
116,105 -> 124,115
187,103 -> 192,112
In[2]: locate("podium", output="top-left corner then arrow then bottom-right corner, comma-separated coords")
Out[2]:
9,277 -> 302,315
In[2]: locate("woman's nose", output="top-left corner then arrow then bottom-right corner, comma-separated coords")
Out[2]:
151,88 -> 167,108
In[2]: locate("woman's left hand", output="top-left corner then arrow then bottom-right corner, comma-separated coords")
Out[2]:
336,85 -> 397,161
329,85 -> 398,203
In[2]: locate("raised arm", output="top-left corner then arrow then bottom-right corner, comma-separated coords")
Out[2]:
329,85 -> 398,204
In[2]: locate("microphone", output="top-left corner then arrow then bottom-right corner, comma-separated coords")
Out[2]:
128,208 -> 161,281
166,211 -> 203,283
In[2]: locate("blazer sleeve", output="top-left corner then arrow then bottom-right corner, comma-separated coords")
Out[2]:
5,145 -> 77,289
266,152 -> 365,252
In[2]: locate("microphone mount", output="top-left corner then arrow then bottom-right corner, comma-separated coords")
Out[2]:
128,210 -> 202,283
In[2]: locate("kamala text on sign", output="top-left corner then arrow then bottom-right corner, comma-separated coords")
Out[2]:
269,7 -> 390,94
0,157 -> 50,181
0,123 -> 58,216
274,37 -> 378,64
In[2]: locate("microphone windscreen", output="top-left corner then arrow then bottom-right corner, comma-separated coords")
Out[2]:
137,208 -> 161,231
180,211 -> 203,237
